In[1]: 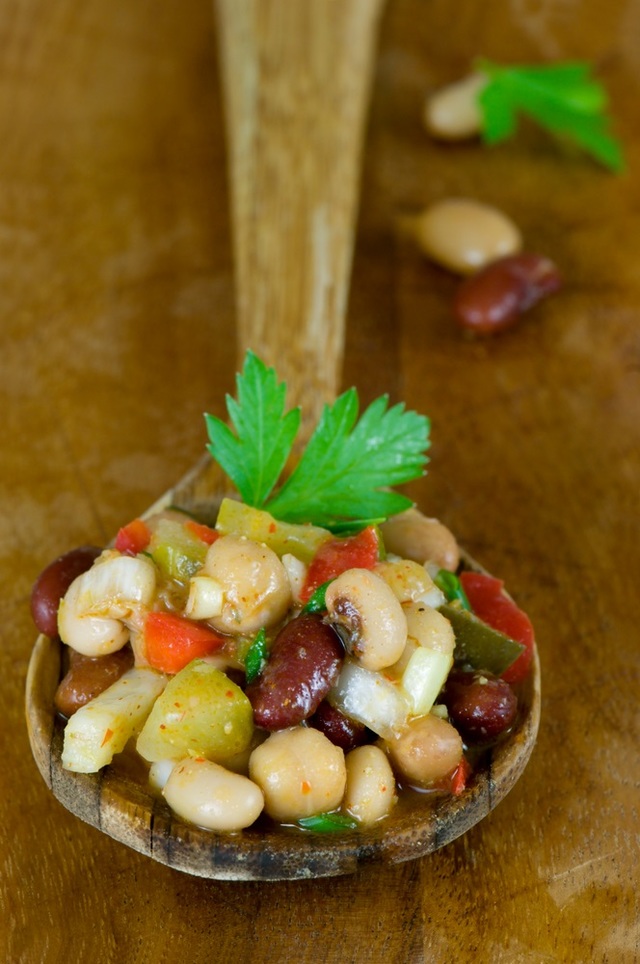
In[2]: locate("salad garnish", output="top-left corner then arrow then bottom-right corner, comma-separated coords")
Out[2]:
205,351 -> 431,530
476,59 -> 624,173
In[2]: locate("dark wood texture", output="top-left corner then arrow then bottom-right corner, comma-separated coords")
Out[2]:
2,0 -> 639,959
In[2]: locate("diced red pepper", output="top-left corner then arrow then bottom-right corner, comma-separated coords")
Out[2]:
450,755 -> 471,796
185,520 -> 219,545
459,571 -> 534,684
115,518 -> 151,556
300,526 -> 381,604
144,611 -> 225,675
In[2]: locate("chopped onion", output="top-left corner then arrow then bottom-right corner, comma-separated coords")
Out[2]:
329,660 -> 409,738
400,646 -> 453,715
184,574 -> 224,620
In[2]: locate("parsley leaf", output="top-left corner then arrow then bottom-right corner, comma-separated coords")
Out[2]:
264,389 -> 430,527
204,351 -> 430,528
476,59 -> 625,173
204,351 -> 301,507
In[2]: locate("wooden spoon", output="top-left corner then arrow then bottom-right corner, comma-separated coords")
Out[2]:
25,0 -> 540,880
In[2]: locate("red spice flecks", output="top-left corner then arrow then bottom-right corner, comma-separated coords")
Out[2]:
268,522 -> 277,534
101,728 -> 114,747
301,781 -> 312,795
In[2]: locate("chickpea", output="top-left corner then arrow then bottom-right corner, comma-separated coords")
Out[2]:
249,727 -> 346,822
384,714 -> 463,788
415,198 -> 522,276
163,758 -> 264,832
343,745 -> 397,826
380,508 -> 460,572
325,568 -> 407,671
202,535 -> 292,635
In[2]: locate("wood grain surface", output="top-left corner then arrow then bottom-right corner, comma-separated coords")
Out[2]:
2,0 -> 639,961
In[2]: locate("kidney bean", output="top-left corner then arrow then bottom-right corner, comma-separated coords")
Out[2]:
308,700 -> 369,752
31,545 -> 103,637
453,253 -> 562,335
54,645 -> 134,717
246,614 -> 344,730
416,198 -> 522,275
443,669 -> 517,743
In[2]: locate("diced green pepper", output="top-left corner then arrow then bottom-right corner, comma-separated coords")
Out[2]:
434,569 -> 471,609
215,498 -> 332,564
298,812 -> 358,833
244,627 -> 268,684
440,601 -> 524,676
148,518 -> 208,581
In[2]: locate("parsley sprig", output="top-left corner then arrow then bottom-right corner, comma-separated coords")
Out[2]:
205,351 -> 430,530
476,59 -> 624,173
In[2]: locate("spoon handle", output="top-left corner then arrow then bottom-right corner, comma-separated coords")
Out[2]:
215,0 -> 386,435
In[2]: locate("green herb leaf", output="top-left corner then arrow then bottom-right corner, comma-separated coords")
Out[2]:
476,59 -> 625,173
204,351 -> 301,507
244,628 -> 268,684
298,812 -> 358,833
265,389 -> 430,527
434,569 -> 471,609
301,580 -> 333,615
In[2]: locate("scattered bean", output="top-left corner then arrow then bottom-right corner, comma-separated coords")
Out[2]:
453,252 -> 562,335
384,713 -> 463,788
249,727 -> 346,822
31,545 -> 102,637
423,72 -> 487,141
443,669 -> 518,743
343,745 -> 397,825
54,645 -> 134,717
246,613 -> 344,730
416,198 -> 522,275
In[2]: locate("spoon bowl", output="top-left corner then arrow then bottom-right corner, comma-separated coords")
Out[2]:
26,459 -> 540,881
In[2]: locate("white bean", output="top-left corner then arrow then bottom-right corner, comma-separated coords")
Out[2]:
343,745 -> 397,825
415,198 -> 522,276
163,757 -> 264,832
202,535 -> 292,634
325,568 -> 407,671
249,727 -> 346,822
423,72 -> 487,141
380,508 -> 460,572
375,558 -> 445,608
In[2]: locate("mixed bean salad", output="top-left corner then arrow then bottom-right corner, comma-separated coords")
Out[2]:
31,500 -> 534,834
30,353 -> 534,835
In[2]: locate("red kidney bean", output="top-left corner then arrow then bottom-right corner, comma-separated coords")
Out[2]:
453,253 -> 562,335
31,545 -> 103,637
246,614 -> 344,730
308,700 -> 369,752
54,645 -> 135,717
443,669 -> 517,743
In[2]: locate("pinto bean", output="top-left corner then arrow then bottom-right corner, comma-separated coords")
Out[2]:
384,713 -> 463,788
380,508 -> 460,572
246,614 -> 343,730
54,646 -> 135,717
453,253 -> 562,335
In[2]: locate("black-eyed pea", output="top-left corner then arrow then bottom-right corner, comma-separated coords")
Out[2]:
423,72 -> 487,141
249,727 -> 346,822
380,508 -> 460,572
202,535 -> 292,634
162,757 -> 264,831
415,198 -> 522,275
384,713 -> 463,788
325,568 -> 407,671
343,745 -> 397,825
